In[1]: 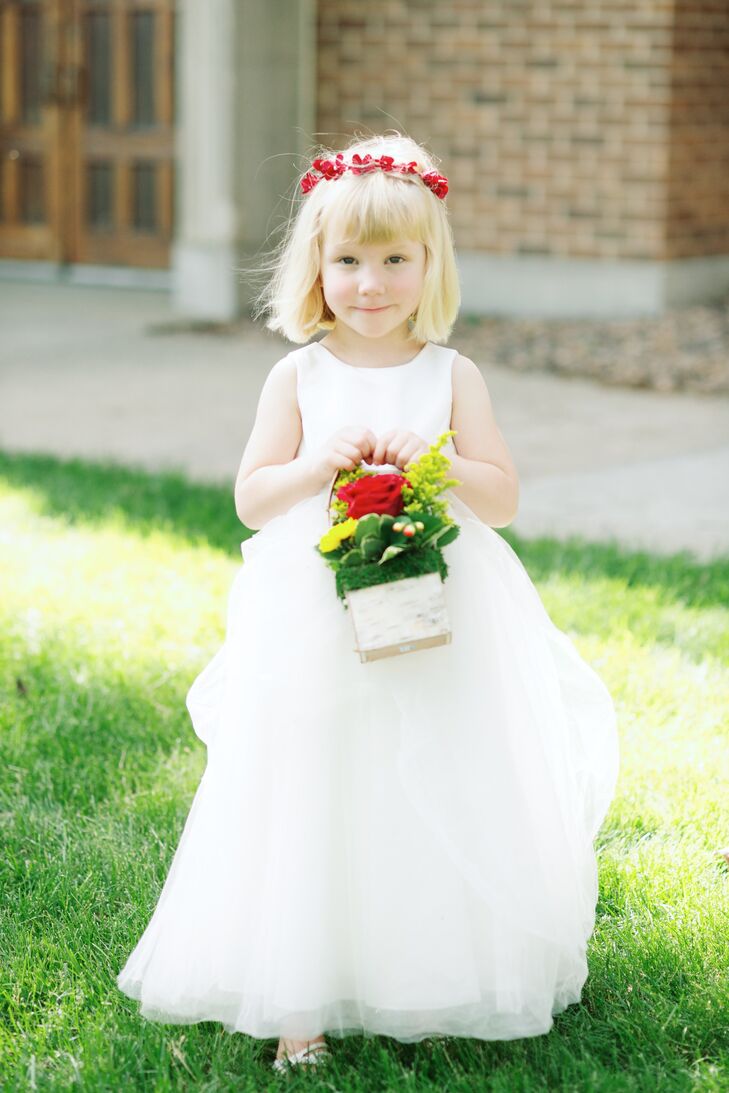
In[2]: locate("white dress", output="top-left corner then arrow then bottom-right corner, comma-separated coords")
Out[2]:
116,339 -> 619,1043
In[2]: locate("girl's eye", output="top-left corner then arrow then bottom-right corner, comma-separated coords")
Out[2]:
336,255 -> 405,265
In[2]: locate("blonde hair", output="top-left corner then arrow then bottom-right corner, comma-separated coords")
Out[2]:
252,132 -> 461,345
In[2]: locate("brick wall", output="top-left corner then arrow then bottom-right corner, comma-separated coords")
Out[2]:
316,0 -> 729,263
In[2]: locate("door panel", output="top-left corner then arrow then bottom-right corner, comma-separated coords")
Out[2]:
70,0 -> 175,266
0,0 -> 175,268
0,0 -> 65,259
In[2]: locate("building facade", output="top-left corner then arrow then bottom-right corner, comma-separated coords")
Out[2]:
1,0 -> 728,318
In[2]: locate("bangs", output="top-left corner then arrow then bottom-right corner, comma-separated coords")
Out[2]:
319,171 -> 432,248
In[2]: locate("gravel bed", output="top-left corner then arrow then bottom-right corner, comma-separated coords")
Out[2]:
452,295 -> 729,395
151,295 -> 729,396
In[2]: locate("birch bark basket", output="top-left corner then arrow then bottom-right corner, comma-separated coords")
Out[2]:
326,471 -> 452,663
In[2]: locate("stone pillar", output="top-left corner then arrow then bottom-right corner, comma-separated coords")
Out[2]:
172,0 -> 238,321
171,0 -> 316,321
233,0 -> 316,314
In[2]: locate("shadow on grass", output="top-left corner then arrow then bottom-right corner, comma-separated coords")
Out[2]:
0,450 -> 253,557
1,448 -> 728,609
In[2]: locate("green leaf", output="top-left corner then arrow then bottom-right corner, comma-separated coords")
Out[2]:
354,513 -> 382,544
431,525 -> 460,548
360,536 -> 385,561
379,544 -> 405,563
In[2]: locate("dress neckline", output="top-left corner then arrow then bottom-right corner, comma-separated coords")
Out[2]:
312,339 -> 431,372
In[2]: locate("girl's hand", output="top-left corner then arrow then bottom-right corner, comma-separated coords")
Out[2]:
369,430 -> 430,471
310,426 -> 378,487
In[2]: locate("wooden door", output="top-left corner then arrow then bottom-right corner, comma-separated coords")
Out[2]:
0,0 -> 66,259
0,0 -> 175,268
69,0 -> 175,266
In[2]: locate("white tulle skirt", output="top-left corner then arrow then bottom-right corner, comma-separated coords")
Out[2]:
116,486 -> 619,1043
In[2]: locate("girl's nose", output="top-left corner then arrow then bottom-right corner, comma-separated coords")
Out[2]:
357,267 -> 385,295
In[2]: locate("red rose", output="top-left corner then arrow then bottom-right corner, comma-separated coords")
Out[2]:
350,152 -> 378,175
300,172 -> 320,193
336,473 -> 412,519
422,171 -> 449,198
312,156 -> 345,180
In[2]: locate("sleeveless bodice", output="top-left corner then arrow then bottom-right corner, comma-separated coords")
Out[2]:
289,340 -> 458,474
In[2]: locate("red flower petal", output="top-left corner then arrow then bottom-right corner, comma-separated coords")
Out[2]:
335,473 -> 413,519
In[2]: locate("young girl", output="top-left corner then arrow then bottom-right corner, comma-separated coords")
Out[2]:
116,133 -> 620,1073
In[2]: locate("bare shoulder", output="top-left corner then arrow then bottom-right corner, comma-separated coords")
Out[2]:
267,350 -> 300,399
451,351 -> 492,387
452,351 -> 481,376
450,352 -> 493,412
257,350 -> 302,419
234,351 -> 302,490
449,352 -> 518,479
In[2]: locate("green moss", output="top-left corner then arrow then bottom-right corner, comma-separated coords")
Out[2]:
335,546 -> 447,602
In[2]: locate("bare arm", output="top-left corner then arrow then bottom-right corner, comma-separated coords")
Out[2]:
449,354 -> 520,527
234,357 -> 328,530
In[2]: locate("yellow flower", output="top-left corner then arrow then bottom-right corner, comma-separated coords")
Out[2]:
319,517 -> 358,553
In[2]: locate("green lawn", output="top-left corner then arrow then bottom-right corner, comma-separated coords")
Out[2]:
1,451 -> 727,1092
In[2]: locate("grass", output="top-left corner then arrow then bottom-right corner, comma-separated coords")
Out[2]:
0,450 -> 727,1092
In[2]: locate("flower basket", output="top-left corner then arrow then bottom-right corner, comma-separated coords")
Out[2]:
316,431 -> 462,663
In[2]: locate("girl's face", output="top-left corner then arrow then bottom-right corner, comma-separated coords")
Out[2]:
319,234 -> 427,343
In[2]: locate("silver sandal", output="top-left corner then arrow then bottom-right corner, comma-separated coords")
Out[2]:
271,1040 -> 332,1072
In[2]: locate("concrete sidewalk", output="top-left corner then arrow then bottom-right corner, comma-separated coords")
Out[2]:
1,281 -> 728,561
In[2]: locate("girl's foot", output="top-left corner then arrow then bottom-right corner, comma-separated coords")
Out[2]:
273,1034 -> 330,1071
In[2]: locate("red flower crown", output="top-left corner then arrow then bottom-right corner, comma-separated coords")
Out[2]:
300,152 -> 448,199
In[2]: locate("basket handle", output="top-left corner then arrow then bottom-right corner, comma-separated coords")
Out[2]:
326,460 -> 370,527
326,469 -> 339,527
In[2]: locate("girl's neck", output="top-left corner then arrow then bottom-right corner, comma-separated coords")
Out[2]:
319,329 -> 427,369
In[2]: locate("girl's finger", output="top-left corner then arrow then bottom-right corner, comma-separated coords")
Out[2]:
372,437 -> 390,464
404,441 -> 426,465
390,433 -> 417,467
340,442 -> 363,465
